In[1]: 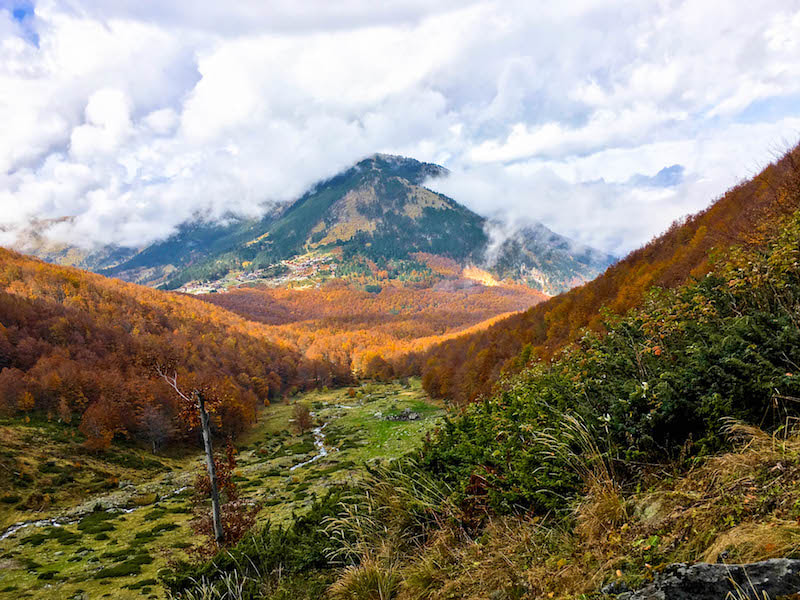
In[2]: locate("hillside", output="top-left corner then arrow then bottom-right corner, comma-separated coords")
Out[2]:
411,145 -> 800,405
12,155 -> 614,295
164,196 -> 800,600
0,247 -> 353,449
197,279 -> 547,376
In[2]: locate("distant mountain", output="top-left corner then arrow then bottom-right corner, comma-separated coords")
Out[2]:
7,217 -> 138,273
99,211 -> 282,286
11,155 -> 615,295
487,222 -> 614,294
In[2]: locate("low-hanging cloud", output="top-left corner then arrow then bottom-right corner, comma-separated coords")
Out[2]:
1,0 -> 799,254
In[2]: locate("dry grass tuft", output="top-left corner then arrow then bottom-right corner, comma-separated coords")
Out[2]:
703,521 -> 800,563
329,555 -> 401,600
576,481 -> 629,543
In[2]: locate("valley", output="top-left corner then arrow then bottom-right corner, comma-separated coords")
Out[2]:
3,146 -> 800,600
0,380 -> 443,599
4,3 -> 800,599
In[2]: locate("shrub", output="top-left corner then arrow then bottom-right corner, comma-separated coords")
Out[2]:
163,490 -> 350,598
417,210 -> 800,515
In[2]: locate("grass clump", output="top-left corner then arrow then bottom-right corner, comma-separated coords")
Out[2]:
94,552 -> 154,579
77,507 -> 120,534
329,556 -> 400,600
20,526 -> 81,547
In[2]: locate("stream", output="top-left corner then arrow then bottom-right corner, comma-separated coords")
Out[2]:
2,404 -> 356,542
290,421 -> 331,471
288,404 -> 359,472
0,484 -> 190,542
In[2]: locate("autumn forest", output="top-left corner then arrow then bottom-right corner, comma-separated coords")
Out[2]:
3,144 -> 800,456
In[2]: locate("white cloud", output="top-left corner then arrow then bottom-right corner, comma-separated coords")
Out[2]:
69,89 -> 132,160
1,0 -> 800,255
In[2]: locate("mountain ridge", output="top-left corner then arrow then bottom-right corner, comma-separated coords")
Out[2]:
9,154 -> 615,295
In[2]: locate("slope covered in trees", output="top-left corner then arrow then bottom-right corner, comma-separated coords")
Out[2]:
0,249 -> 352,449
414,145 -> 800,405
199,279 -> 546,377
168,202 -> 800,600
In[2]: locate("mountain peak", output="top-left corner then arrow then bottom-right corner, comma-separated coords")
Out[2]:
14,154 -> 614,294
353,154 -> 449,185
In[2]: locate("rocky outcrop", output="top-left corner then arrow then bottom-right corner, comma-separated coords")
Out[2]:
617,559 -> 800,600
384,408 -> 421,421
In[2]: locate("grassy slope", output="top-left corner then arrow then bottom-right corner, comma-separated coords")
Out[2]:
0,420 -> 197,531
383,425 -> 800,600
0,380 -> 442,600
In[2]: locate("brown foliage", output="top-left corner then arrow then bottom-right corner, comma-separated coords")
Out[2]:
293,402 -> 313,434
412,143 -> 800,405
190,440 -> 260,556
200,278 -> 545,380
0,248 -> 353,447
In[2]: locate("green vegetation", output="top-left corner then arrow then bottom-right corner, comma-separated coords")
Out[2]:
164,210 -> 800,600
0,380 -> 442,599
0,418 -> 181,531
163,490 -> 350,600
418,210 -> 800,515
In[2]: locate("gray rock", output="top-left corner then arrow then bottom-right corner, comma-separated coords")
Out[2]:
384,408 -> 421,421
602,581 -> 630,595
624,559 -> 800,600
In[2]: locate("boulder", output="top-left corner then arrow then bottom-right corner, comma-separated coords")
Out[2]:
617,559 -> 800,600
384,408 -> 421,422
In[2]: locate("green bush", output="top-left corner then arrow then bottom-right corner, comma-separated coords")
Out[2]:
163,490 -> 352,599
77,507 -> 120,534
418,211 -> 800,515
21,526 -> 81,547
94,552 -> 153,579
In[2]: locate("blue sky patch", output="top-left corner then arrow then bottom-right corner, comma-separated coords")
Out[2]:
629,165 -> 685,188
737,94 -> 800,124
3,1 -> 38,45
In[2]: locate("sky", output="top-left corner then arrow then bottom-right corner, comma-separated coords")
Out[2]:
0,1 -> 799,256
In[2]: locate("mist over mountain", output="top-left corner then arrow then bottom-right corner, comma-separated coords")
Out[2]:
13,154 -> 614,295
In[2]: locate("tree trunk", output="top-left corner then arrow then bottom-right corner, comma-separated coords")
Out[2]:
196,391 -> 224,544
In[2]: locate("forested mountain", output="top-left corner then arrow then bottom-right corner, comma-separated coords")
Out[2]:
13,155 -> 614,295
411,145 -> 800,405
0,248 -> 353,449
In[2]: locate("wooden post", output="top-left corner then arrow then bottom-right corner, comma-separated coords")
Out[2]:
196,391 -> 224,544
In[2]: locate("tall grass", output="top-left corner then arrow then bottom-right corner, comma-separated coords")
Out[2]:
167,570 -> 254,600
324,459 -> 459,565
536,412 -> 628,540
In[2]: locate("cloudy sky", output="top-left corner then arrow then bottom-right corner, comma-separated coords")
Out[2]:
1,0 -> 799,256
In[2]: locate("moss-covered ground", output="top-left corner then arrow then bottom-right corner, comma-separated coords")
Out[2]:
0,379 -> 442,599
